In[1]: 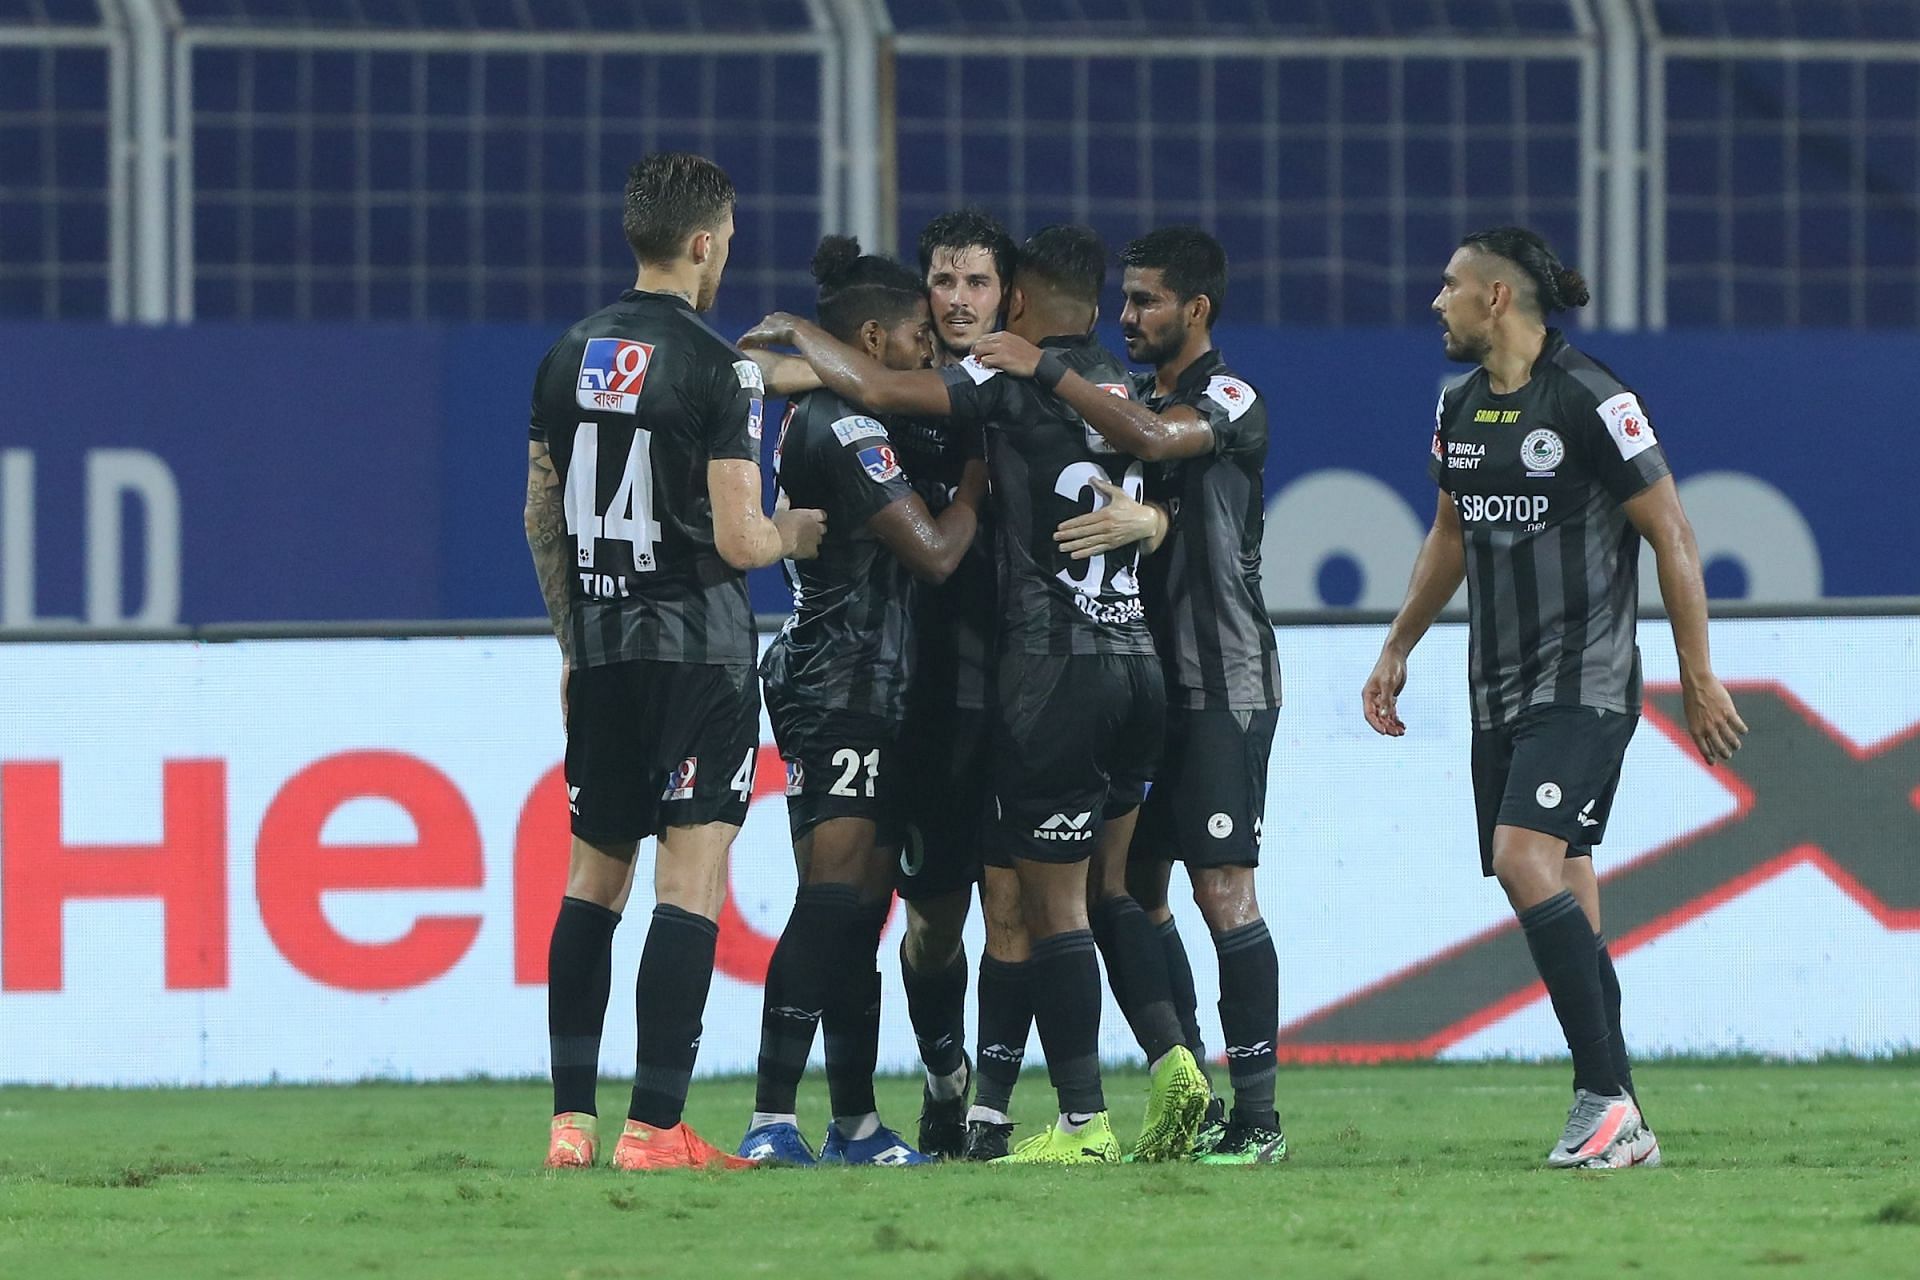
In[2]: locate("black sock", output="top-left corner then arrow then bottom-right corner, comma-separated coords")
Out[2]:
753,882 -> 861,1115
824,903 -> 889,1120
1028,930 -> 1104,1115
1595,934 -> 1640,1116
547,896 -> 620,1117
902,938 -> 970,1080
628,903 -> 718,1128
1518,892 -> 1618,1097
1090,895 -> 1184,1064
975,956 -> 1031,1115
1215,919 -> 1280,1130
1157,917 -> 1206,1059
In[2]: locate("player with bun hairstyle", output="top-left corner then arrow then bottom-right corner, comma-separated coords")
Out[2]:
735,236 -> 988,1168
1363,226 -> 1747,1170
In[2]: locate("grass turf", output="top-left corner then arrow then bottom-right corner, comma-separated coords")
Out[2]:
2,1062 -> 1915,1279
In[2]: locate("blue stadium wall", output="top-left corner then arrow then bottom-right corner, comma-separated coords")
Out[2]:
0,320 -> 1915,627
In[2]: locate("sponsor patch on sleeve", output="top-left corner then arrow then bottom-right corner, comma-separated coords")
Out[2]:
830,414 -> 889,446
1095,382 -> 1132,399
958,354 -> 1000,385
746,397 -> 764,442
733,358 -> 765,393
1597,391 -> 1658,461
1204,374 -> 1256,421
575,337 -> 653,413
858,444 -> 903,483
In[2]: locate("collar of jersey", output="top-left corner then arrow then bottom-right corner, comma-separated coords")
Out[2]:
619,288 -> 694,311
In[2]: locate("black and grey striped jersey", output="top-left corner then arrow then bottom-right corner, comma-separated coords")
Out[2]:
759,389 -> 918,721
941,334 -> 1157,659
1134,351 -> 1283,712
891,414 -> 996,712
529,290 -> 762,669
1430,329 -> 1671,729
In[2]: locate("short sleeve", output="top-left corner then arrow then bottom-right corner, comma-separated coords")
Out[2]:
702,355 -> 766,463
1427,385 -> 1450,491
529,343 -> 562,443
1578,385 -> 1670,503
940,356 -> 1012,428
1195,373 -> 1264,455
817,413 -> 913,526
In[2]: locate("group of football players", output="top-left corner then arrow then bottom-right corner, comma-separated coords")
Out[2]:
525,151 -> 1747,1175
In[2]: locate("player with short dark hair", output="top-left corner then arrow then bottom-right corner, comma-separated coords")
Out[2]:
1004,226 -> 1288,1164
744,224 -> 1213,1166
527,152 -> 826,1172
894,208 -> 1024,1159
1362,226 -> 1748,1169
734,236 -> 985,1168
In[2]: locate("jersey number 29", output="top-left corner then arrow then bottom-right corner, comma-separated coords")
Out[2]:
564,422 -> 663,572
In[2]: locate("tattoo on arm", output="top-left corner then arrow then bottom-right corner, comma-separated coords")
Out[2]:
524,444 -> 573,663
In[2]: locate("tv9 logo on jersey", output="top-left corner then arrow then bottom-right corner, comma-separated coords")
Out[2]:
576,339 -> 654,414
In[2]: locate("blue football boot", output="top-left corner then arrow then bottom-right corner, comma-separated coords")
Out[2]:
818,1122 -> 933,1166
735,1121 -> 818,1167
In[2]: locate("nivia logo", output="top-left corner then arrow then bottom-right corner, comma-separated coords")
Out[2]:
1034,811 -> 1095,841
1577,799 -> 1600,828
567,784 -> 580,815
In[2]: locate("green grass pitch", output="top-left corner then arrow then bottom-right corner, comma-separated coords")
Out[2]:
2,1062 -> 1915,1279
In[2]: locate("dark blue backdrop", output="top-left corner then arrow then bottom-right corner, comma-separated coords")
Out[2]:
1,319 -> 1913,626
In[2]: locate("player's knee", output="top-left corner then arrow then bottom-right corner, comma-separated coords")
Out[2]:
903,892 -> 968,967
1125,859 -> 1173,916
1489,828 -> 1562,906
565,837 -> 636,908
1192,866 -> 1260,933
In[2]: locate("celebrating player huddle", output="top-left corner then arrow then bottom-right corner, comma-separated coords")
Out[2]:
523,153 -> 1745,1175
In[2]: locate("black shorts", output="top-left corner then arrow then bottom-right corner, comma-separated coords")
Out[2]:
1471,703 -> 1638,876
893,702 -> 992,901
1131,704 -> 1278,869
765,683 -> 903,845
565,659 -> 760,848
989,651 -> 1165,866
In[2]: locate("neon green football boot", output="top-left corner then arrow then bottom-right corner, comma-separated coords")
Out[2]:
1128,1046 -> 1212,1163
990,1112 -> 1121,1166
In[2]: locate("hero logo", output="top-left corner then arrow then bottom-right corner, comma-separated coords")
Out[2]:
661,757 -> 697,802
576,338 -> 654,414
1598,392 -> 1658,462
1033,811 -> 1094,842
785,760 -> 805,797
1457,494 -> 1551,525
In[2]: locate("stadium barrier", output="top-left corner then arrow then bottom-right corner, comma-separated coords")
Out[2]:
1,614 -> 1913,1086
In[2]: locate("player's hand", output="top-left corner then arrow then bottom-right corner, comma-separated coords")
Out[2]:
1054,476 -> 1158,558
740,312 -> 801,349
1362,651 -> 1409,737
750,348 -> 822,396
1681,672 -> 1748,765
970,331 -> 1042,378
775,505 -> 827,560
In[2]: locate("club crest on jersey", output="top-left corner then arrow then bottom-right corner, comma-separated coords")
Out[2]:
662,757 -> 697,801
576,338 -> 653,413
785,760 -> 805,797
1521,428 -> 1565,475
858,444 -> 902,483
732,358 -> 765,393
1205,374 -> 1257,422
1598,392 -> 1658,462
